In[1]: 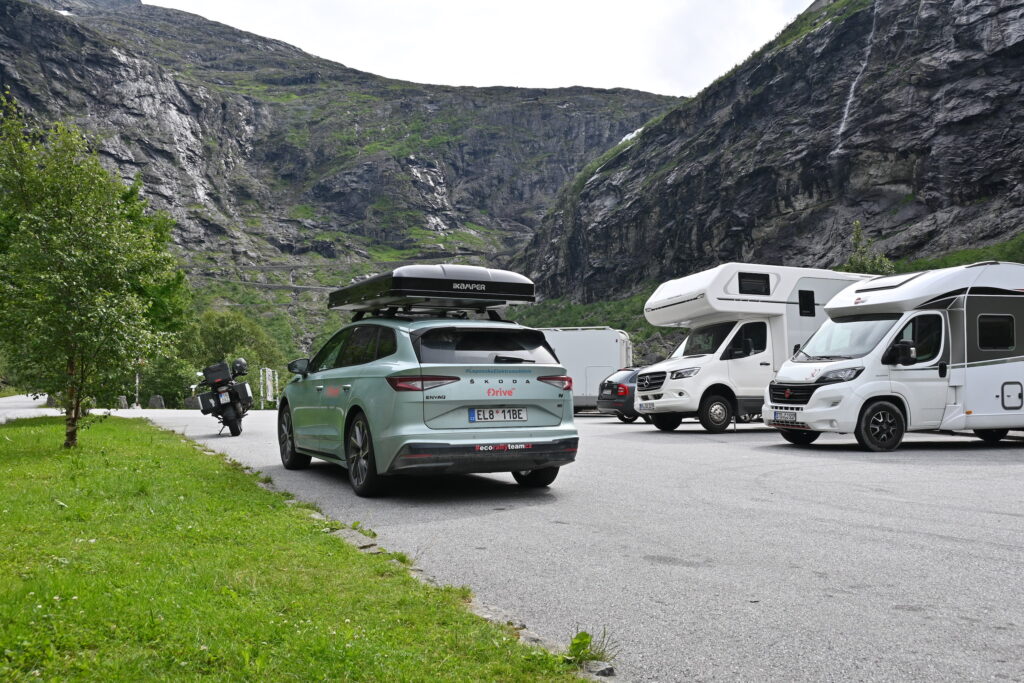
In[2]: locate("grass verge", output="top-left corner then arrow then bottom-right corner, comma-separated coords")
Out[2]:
0,417 -> 574,681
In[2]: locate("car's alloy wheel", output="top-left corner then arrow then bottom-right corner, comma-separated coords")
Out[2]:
855,401 -> 905,452
346,413 -> 383,497
279,408 -> 310,469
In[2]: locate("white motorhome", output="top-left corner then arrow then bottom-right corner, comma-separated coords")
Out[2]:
637,263 -> 868,432
539,327 -> 632,410
764,261 -> 1024,451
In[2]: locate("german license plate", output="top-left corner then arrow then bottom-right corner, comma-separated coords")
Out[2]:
469,407 -> 528,423
219,393 -> 231,405
638,402 -> 655,411
773,410 -> 797,423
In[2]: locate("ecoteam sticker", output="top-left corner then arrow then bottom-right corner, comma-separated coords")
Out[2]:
474,443 -> 534,452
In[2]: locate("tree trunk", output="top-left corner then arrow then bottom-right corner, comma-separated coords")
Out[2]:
63,357 -> 78,448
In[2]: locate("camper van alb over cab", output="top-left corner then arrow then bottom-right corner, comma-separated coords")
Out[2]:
764,261 -> 1024,451
637,264 -> 868,432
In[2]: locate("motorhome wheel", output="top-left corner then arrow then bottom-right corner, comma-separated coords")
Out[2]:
854,401 -> 905,452
651,412 -> 683,431
698,394 -> 733,433
278,408 -> 311,470
778,429 -> 820,445
974,429 -> 1009,444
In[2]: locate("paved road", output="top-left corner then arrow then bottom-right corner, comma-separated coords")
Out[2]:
3,397 -> 1022,681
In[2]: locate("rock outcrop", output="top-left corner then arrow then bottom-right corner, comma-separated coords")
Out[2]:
517,0 -> 1024,301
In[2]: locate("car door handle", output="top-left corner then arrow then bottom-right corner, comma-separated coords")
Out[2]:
315,385 -> 324,392
759,362 -> 770,366
341,384 -> 352,391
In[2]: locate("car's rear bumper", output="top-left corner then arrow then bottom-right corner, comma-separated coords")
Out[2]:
596,397 -> 638,416
387,437 -> 578,475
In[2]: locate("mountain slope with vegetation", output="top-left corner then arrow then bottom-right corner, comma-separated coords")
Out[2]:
516,0 -> 1024,302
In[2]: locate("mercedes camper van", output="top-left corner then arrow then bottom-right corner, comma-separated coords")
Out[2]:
636,263 -> 868,432
763,261 -> 1024,451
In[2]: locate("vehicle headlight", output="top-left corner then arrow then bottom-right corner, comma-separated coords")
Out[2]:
817,367 -> 864,383
670,367 -> 700,380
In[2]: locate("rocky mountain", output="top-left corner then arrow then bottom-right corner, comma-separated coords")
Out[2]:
0,0 -> 675,339
517,0 -> 1024,302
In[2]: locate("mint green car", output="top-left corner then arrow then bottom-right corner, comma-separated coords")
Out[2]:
277,317 -> 579,496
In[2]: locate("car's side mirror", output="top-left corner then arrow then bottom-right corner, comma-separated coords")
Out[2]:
885,340 -> 916,366
287,358 -> 310,376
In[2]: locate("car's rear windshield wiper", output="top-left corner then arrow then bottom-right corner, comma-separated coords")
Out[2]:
494,355 -> 535,363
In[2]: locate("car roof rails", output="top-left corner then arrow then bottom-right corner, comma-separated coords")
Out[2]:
330,264 -> 535,320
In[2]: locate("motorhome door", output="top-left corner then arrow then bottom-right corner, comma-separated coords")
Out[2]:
724,321 -> 774,400
888,312 -> 949,428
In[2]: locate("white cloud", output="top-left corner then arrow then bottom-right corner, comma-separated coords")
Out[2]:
145,0 -> 812,96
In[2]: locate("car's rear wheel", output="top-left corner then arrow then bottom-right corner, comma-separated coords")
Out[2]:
616,411 -> 639,423
279,408 -> 311,469
346,413 -> 384,497
512,467 -> 559,488
650,412 -> 683,431
779,428 -> 820,445
974,428 -> 1009,444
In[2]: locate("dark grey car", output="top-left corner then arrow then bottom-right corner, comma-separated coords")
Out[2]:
596,367 -> 650,423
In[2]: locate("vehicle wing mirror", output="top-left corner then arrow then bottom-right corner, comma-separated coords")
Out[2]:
287,358 -> 310,376
900,344 -> 918,366
886,340 -> 916,366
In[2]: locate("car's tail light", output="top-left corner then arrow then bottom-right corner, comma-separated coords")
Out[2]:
539,375 -> 573,390
386,375 -> 459,391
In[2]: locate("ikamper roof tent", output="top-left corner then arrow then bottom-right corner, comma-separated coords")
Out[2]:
328,264 -> 535,312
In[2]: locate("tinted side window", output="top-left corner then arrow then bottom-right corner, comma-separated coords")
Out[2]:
978,315 -> 1014,350
376,328 -> 397,360
895,315 -> 943,363
335,326 -> 380,368
417,328 -> 558,364
309,328 -> 350,372
738,272 -> 771,295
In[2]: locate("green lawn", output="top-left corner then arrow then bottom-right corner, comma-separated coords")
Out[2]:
0,417 -> 575,681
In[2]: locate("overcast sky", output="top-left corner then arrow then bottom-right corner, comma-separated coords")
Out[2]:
145,0 -> 811,97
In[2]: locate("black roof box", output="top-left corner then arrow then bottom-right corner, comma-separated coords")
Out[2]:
328,264 -> 535,312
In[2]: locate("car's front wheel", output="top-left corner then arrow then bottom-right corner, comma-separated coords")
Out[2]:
279,408 -> 311,469
698,394 -> 733,433
346,412 -> 384,497
512,467 -> 559,488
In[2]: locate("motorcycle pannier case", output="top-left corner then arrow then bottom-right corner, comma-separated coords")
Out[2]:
198,391 -> 220,415
229,382 -> 253,408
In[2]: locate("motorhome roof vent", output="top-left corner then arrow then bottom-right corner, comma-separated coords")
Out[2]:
328,264 -> 535,315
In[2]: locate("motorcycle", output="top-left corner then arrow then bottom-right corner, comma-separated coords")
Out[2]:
195,358 -> 253,436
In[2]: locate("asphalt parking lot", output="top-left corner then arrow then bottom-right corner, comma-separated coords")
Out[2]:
4,397 -> 1023,681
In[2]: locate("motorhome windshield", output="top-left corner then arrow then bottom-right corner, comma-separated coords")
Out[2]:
670,321 -> 736,358
797,314 -> 901,361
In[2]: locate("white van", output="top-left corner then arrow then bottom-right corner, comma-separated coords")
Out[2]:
538,327 -> 632,410
763,261 -> 1024,451
636,263 -> 868,432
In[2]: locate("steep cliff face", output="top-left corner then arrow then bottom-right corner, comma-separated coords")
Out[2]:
518,0 -> 1024,301
1,0 -> 675,281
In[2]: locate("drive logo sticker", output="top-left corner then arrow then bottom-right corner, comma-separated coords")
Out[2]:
475,443 -> 533,452
486,388 -> 514,396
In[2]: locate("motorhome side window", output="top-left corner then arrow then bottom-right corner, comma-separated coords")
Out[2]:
978,315 -> 1014,350
738,272 -> 771,295
893,314 -> 943,364
725,322 -> 767,358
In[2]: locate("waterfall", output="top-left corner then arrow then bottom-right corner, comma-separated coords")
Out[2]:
831,1 -> 879,157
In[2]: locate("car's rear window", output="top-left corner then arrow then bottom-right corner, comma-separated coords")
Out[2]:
416,327 -> 558,364
604,370 -> 635,383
